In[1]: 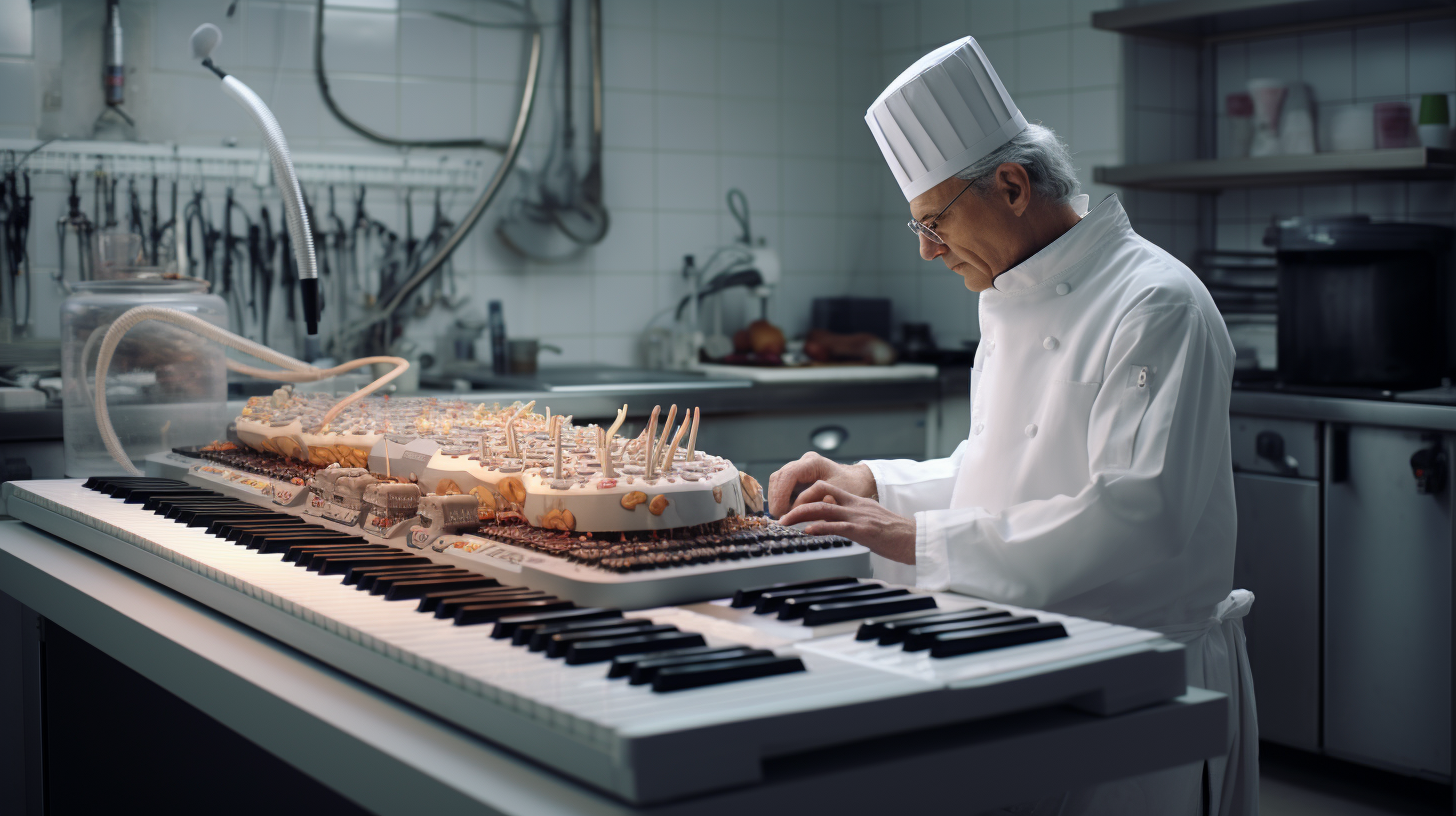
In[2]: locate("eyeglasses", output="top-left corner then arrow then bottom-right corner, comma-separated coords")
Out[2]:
907,180 -> 974,245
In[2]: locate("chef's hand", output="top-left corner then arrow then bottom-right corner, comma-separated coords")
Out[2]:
778,481 -> 916,565
768,451 -> 877,517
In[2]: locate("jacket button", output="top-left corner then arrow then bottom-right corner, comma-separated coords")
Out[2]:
1025,424 -> 1037,438
1043,337 -> 1058,350
1055,283 -> 1070,295
973,423 -> 984,435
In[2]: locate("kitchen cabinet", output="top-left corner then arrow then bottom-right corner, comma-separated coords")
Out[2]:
692,407 -> 929,489
1230,415 -> 1321,751
1324,425 -> 1452,780
1232,471 -> 1321,751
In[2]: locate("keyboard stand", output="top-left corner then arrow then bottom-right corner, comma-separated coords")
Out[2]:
0,519 -> 1229,815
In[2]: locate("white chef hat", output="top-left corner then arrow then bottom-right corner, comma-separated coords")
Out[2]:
866,36 -> 1028,201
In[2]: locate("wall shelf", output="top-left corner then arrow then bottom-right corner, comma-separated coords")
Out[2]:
1091,0 -> 1456,43
1093,148 -> 1456,191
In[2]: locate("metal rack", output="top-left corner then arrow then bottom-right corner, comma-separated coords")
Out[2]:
0,139 -> 488,190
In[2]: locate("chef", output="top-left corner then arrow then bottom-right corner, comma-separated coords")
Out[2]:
771,37 -> 1257,816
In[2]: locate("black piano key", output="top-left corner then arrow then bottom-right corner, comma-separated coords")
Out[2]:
346,563 -> 460,588
383,575 -> 500,600
138,494 -> 220,511
526,617 -> 653,650
434,590 -> 549,619
89,476 -> 181,491
453,599 -> 575,626
278,539 -> 372,560
651,655 -> 805,692
731,576 -> 864,608
284,543 -> 383,564
359,568 -> 462,592
160,502 -> 237,519
313,554 -> 424,575
608,644 -> 747,678
187,511 -> 282,528
628,648 -> 772,685
291,546 -> 397,567
928,621 -> 1069,658
543,623 -> 674,658
776,587 -> 909,621
104,480 -> 190,496
417,586 -> 533,614
901,616 -> 1039,652
97,478 -> 187,496
748,579 -> 866,613
492,608 -> 621,640
212,519 -> 306,538
800,594 -> 938,626
252,531 -> 357,552
124,488 -> 217,504
564,631 -> 707,665
143,493 -> 222,511
857,608 -> 983,641
875,609 -> 1012,645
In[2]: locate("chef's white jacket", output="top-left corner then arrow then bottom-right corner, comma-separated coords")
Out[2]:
865,196 -> 1258,816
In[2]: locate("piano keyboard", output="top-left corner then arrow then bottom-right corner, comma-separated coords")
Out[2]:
5,478 -> 1190,805
176,459 -> 874,610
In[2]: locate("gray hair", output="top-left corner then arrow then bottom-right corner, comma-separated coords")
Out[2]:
954,123 -> 1079,204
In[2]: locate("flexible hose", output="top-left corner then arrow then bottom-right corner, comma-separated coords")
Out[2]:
93,305 -> 408,475
219,77 -> 316,286
219,74 -> 321,336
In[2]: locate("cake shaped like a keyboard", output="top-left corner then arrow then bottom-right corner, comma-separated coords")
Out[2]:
231,392 -> 758,534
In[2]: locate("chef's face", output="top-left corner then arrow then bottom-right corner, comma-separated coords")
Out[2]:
911,164 -> 1033,292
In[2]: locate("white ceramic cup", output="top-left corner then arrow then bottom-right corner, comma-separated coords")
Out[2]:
1329,104 -> 1376,151
1418,123 -> 1452,149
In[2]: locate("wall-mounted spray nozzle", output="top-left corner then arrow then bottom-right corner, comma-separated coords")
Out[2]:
190,22 -> 320,338
190,23 -> 227,78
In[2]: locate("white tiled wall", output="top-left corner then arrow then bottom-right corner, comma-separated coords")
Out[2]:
1211,21 -> 1456,249
870,0 -> 1125,348
0,0 -> 892,366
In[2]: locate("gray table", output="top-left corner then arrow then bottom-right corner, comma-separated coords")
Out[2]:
0,520 -> 1227,815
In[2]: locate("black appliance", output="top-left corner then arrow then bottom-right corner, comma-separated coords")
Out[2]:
1265,216 -> 1453,389
810,297 -> 891,340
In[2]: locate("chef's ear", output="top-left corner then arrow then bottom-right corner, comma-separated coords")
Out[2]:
994,162 -> 1032,217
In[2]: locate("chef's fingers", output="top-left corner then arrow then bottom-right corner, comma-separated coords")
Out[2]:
768,454 -> 831,516
801,520 -> 859,539
790,479 -> 858,511
778,499 -> 855,527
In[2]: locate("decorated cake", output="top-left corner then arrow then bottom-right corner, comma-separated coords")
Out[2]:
228,391 -> 760,535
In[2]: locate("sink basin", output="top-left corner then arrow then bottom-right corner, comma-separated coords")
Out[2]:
428,365 -> 750,393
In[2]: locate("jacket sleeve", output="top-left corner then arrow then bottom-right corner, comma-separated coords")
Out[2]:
863,441 -> 966,518
914,302 -> 1232,609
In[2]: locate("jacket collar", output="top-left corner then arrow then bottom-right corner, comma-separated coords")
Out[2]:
990,194 -> 1129,295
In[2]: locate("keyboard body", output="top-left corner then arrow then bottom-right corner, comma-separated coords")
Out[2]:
180,457 -> 874,609
6,478 -> 1191,805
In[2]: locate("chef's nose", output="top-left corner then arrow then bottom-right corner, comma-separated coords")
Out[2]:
919,232 -> 946,261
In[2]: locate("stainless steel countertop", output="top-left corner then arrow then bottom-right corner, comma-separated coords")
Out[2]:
1230,390 -> 1456,432
0,377 -> 944,442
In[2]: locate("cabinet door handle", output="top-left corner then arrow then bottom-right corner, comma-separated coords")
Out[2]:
1329,425 -> 1349,483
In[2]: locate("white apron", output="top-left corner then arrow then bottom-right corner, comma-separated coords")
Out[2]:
865,196 -> 1258,815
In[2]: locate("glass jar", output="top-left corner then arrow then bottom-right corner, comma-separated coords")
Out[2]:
62,278 -> 228,476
